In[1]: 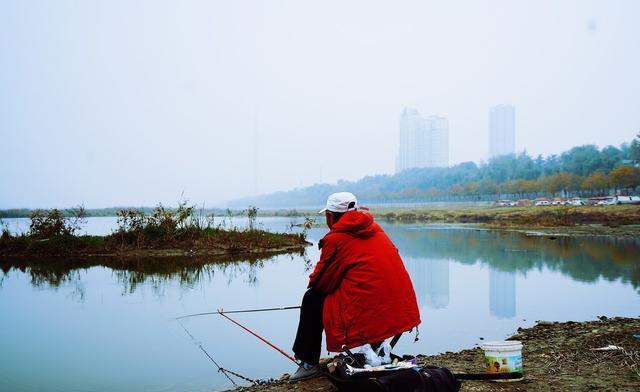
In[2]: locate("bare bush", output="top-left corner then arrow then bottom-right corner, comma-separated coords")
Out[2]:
29,205 -> 87,238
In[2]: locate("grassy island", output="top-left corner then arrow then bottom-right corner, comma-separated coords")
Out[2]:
0,203 -> 310,260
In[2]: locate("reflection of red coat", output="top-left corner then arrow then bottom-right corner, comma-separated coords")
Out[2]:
308,211 -> 421,352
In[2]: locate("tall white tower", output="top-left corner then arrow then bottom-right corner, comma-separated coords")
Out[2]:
489,104 -> 516,158
396,107 -> 423,172
426,115 -> 449,168
396,108 -> 449,172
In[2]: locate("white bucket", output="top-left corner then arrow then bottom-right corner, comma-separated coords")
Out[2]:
481,340 -> 523,381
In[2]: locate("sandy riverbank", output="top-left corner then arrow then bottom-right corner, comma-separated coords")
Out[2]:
230,317 -> 640,392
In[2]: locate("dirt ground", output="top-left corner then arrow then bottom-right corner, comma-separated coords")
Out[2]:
230,317 -> 640,392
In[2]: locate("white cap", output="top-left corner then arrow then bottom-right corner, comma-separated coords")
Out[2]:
319,192 -> 358,214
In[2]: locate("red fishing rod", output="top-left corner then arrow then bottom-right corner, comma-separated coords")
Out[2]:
217,308 -> 300,365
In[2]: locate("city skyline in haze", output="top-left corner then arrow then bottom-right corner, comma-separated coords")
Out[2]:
1,1 -> 639,208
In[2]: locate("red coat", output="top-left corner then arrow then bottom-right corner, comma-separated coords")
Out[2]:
308,211 -> 421,352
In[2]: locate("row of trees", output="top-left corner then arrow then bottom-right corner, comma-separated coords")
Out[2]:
387,166 -> 640,201
235,133 -> 640,207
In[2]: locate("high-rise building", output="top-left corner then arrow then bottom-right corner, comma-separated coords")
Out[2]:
489,104 -> 516,158
396,107 -> 423,171
396,108 -> 449,172
426,115 -> 449,168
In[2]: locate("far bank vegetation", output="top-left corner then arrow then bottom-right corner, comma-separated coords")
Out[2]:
373,205 -> 640,228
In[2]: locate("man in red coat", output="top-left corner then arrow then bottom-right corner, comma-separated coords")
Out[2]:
291,192 -> 421,380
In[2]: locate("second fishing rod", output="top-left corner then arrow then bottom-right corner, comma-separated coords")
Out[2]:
176,305 -> 301,320
177,305 -> 302,364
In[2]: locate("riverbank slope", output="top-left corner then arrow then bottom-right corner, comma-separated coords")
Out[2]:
231,317 -> 640,392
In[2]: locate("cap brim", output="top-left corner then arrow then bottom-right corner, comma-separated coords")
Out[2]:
318,208 -> 327,214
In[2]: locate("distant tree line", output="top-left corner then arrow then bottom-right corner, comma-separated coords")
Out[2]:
0,207 -> 149,219
234,133 -> 640,207
0,206 -> 239,219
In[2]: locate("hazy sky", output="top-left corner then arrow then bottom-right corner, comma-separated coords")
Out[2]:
1,0 -> 639,208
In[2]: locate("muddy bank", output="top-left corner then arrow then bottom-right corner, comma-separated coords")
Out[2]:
485,224 -> 640,238
371,205 -> 640,238
375,205 -> 640,226
231,317 -> 640,392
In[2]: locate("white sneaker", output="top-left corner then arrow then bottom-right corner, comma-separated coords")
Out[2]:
290,364 -> 321,381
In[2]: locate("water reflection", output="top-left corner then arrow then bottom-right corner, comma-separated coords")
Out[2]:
404,257 -> 450,309
1,225 -> 638,300
385,225 -> 640,292
0,252 -> 308,297
489,268 -> 516,319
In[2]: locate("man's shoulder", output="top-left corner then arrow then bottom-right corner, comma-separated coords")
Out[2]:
319,230 -> 352,248
321,230 -> 345,243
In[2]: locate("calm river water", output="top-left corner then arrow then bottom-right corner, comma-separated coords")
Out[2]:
1,217 -> 639,392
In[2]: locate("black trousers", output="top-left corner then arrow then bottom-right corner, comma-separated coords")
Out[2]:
292,288 -> 325,365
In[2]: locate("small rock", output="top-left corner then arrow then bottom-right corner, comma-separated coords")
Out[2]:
537,320 -> 553,326
279,373 -> 290,381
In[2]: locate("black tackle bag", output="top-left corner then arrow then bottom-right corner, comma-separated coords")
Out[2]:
325,355 -> 461,392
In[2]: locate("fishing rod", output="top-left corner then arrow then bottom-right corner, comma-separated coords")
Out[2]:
176,305 -> 301,320
217,309 -> 300,365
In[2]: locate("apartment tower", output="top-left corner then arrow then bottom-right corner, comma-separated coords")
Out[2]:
396,107 -> 449,172
489,104 -> 516,158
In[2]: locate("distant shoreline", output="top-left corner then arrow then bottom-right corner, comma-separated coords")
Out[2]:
0,207 -> 244,219
262,204 -> 640,237
4,205 -> 640,237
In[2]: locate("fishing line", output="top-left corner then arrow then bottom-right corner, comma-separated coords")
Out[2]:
177,319 -> 255,386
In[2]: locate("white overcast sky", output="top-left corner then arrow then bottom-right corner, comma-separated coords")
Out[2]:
1,0 -> 639,208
